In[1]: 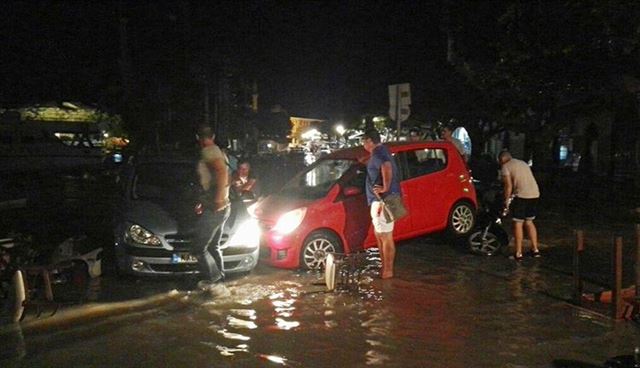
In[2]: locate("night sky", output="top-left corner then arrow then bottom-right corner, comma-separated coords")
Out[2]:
1,1 -> 447,120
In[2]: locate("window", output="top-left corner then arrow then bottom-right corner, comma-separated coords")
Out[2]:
282,159 -> 356,199
133,163 -> 198,200
340,163 -> 367,190
405,148 -> 447,179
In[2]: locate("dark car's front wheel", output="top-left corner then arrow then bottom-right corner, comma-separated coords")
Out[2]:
447,202 -> 476,237
301,231 -> 343,270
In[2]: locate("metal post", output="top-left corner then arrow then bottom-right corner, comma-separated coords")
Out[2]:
573,230 -> 584,305
636,224 -> 640,300
612,236 -> 623,320
396,84 -> 401,141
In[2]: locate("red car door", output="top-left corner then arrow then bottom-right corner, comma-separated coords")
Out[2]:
401,146 -> 450,233
337,164 -> 375,251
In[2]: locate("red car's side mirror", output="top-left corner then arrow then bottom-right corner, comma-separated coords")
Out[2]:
343,186 -> 362,197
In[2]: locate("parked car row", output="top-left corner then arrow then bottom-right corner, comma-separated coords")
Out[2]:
112,140 -> 478,277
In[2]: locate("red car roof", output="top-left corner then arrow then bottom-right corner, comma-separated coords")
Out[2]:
326,140 -> 458,163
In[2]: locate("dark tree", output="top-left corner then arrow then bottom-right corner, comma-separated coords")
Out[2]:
444,0 -> 640,164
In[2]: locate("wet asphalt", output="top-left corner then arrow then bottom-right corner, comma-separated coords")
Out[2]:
2,236 -> 639,368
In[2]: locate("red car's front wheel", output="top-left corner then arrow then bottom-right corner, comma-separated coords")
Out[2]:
300,231 -> 343,270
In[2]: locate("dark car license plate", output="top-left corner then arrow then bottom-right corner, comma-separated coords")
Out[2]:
171,252 -> 198,264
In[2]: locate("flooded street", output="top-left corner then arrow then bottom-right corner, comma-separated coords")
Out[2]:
2,238 -> 639,368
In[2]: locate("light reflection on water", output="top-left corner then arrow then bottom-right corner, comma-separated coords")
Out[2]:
2,243 -> 640,367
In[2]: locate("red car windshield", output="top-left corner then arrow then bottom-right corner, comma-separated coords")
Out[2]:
281,159 -> 357,199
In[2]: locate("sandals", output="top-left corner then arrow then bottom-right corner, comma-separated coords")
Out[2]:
530,250 -> 541,258
509,254 -> 523,261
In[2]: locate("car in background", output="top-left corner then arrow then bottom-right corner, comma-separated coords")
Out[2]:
113,154 -> 260,276
251,141 -> 477,270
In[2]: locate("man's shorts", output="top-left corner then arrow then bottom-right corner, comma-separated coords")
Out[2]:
510,197 -> 538,222
370,201 -> 394,233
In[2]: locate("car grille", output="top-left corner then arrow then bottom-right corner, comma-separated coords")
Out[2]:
147,261 -> 241,273
165,236 -> 192,251
149,263 -> 199,273
165,232 -> 229,251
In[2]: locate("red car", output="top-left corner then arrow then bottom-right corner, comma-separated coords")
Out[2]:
251,141 -> 477,269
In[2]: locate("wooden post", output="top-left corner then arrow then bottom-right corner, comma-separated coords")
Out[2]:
636,224 -> 640,300
612,236 -> 623,320
573,230 -> 584,305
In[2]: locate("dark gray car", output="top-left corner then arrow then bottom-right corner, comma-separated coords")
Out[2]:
113,154 -> 259,276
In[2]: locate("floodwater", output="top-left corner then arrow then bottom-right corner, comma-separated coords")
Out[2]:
2,239 -> 640,368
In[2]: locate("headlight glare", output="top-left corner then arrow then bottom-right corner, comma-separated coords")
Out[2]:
273,207 -> 307,235
126,224 -> 162,246
226,220 -> 261,248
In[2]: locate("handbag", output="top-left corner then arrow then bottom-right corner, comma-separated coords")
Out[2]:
366,165 -> 408,222
378,193 -> 408,222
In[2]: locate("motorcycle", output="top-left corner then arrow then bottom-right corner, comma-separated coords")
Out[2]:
468,180 -> 510,256
1,233 -> 102,322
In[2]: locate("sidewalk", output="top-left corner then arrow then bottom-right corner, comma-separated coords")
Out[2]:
507,175 -> 640,287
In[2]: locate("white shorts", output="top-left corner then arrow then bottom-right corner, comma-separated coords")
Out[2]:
370,201 -> 394,233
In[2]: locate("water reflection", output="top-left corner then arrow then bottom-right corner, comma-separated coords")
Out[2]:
226,315 -> 258,329
3,242 -> 640,367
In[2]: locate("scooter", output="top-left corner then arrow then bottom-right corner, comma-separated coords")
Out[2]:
1,234 -> 102,322
468,180 -> 510,256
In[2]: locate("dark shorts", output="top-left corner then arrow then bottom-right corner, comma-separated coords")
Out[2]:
511,197 -> 538,222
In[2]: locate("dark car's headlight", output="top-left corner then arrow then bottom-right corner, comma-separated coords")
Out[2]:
125,224 -> 162,246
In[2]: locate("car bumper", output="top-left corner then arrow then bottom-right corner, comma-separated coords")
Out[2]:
116,243 -> 259,276
259,230 -> 304,269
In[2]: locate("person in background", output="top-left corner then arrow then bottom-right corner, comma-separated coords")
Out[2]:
363,129 -> 402,279
408,127 -> 421,141
193,125 -> 231,297
498,150 -> 541,261
442,124 -> 467,162
232,160 -> 259,200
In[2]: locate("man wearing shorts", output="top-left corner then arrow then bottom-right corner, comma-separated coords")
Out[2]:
363,129 -> 401,278
499,151 -> 541,260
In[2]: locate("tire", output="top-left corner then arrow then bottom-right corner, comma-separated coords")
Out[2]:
447,202 -> 476,237
468,230 -> 502,256
300,231 -> 343,270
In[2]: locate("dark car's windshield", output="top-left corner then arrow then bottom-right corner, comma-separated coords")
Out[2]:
132,162 -> 198,201
281,159 -> 357,199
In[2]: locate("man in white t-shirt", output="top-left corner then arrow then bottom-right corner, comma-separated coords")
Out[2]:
499,151 -> 541,261
442,125 -> 467,162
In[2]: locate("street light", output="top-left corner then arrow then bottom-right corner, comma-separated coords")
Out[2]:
334,124 -> 346,136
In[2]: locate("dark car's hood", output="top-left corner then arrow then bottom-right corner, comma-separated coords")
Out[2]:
122,199 -> 248,236
123,200 -> 196,235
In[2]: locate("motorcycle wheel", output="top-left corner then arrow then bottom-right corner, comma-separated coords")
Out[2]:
468,230 -> 503,256
325,253 -> 336,291
12,270 -> 26,322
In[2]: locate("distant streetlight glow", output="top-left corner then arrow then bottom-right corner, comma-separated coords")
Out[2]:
301,128 -> 320,140
334,124 -> 345,135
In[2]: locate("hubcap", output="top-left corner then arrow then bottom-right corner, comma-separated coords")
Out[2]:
452,205 -> 474,234
303,238 -> 336,269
